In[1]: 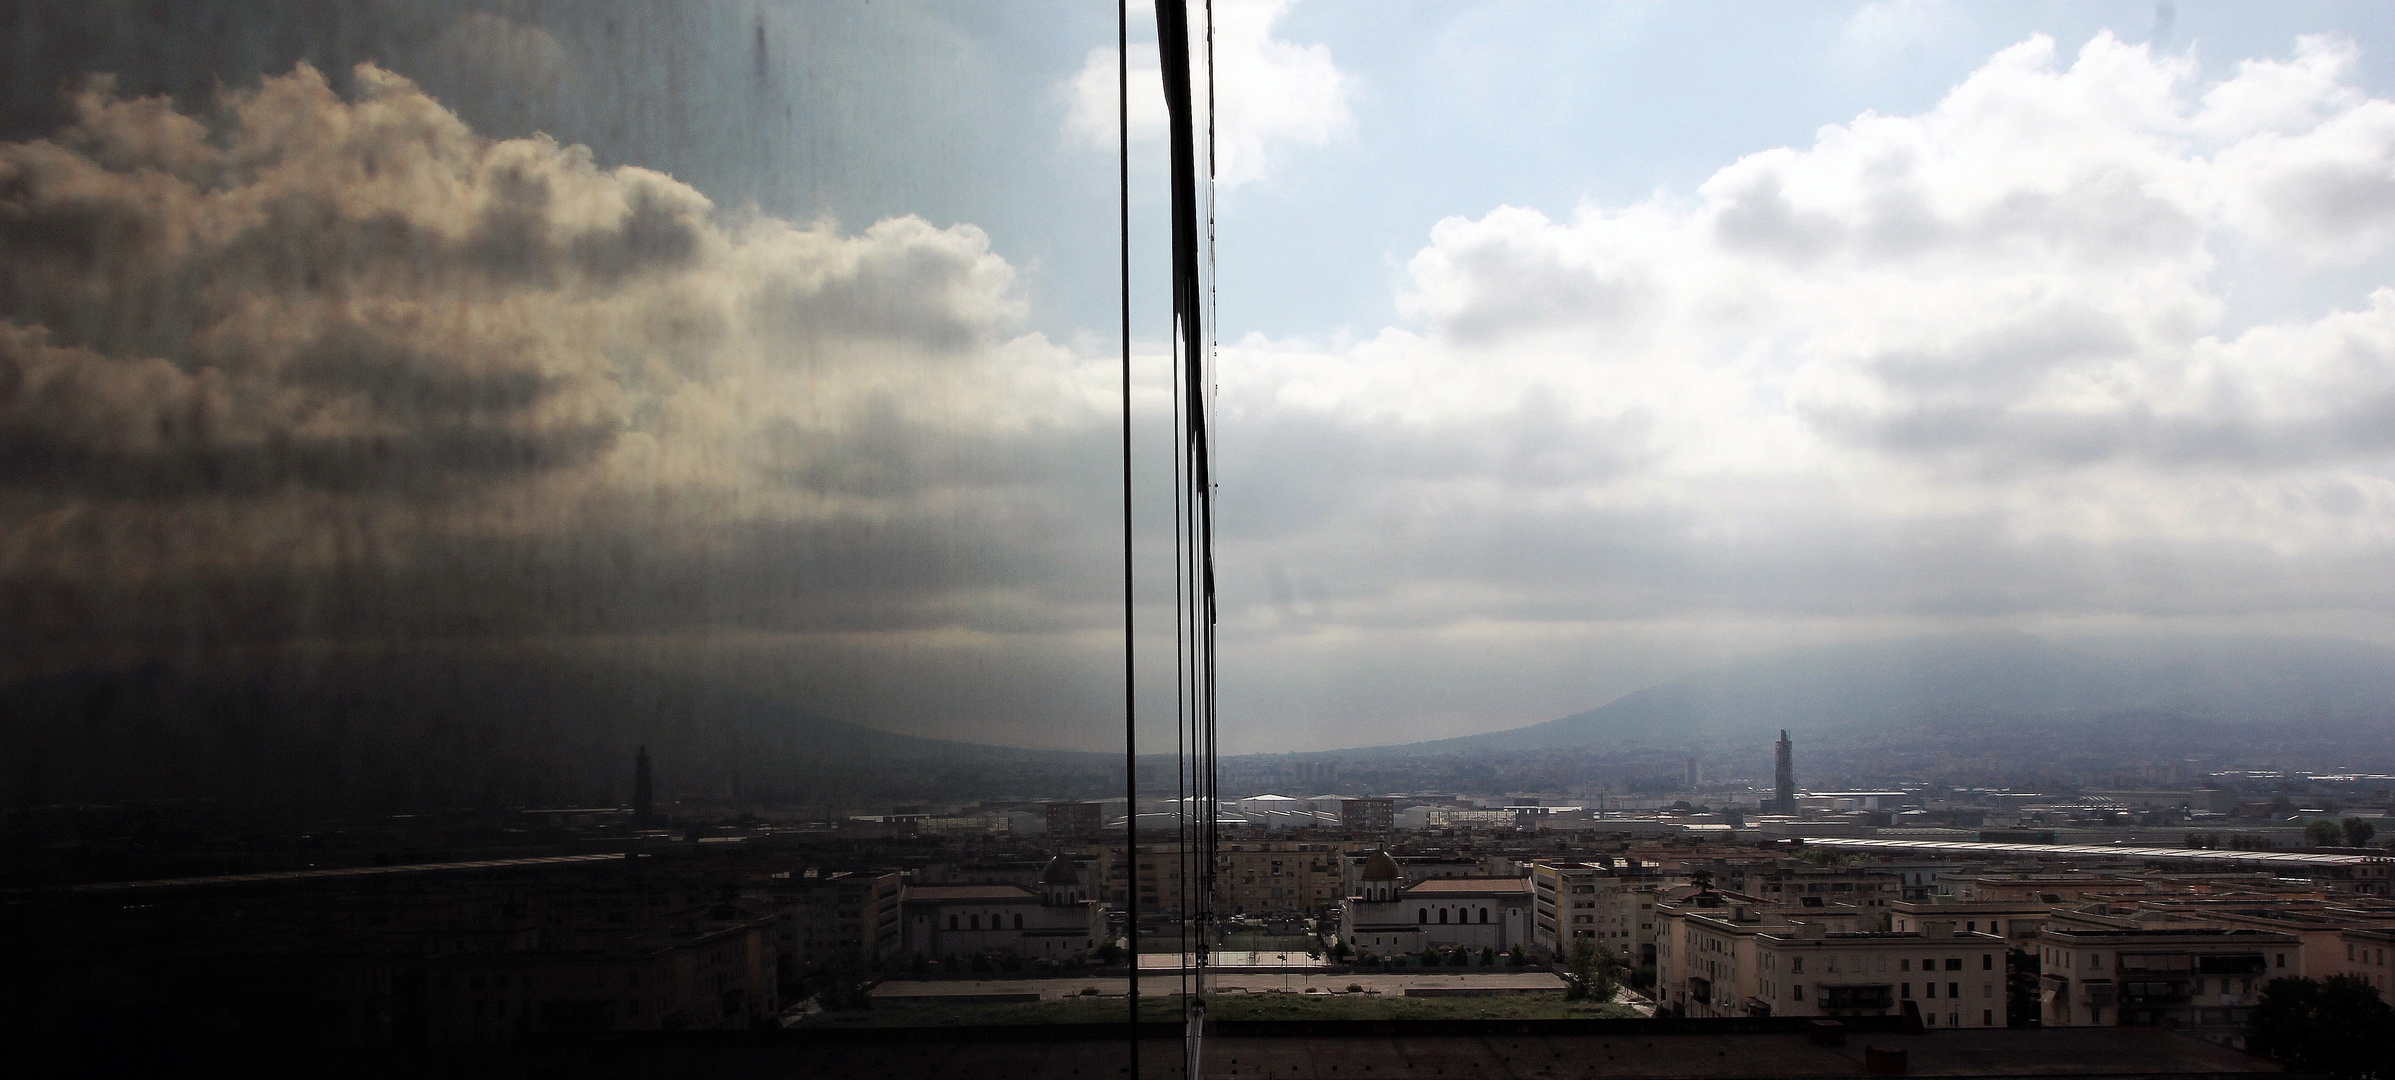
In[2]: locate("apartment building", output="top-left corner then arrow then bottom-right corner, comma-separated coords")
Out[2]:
1045,801 -> 1107,840
1745,865 -> 1905,910
1750,922 -> 2008,1029
1340,798 -> 1396,833
1889,899 -> 2052,945
2036,927 -> 2302,1048
768,868 -> 901,971
1654,891 -> 1872,1017
2332,928 -> 2395,996
1528,858 -> 1675,963
419,913 -> 778,1043
1221,840 -> 1356,915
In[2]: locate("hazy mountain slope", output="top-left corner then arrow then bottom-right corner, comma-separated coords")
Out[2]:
1366,631 -> 2395,754
0,658 -> 1114,812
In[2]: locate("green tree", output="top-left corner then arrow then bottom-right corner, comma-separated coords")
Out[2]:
2305,818 -> 2345,847
2344,817 -> 2376,848
1563,940 -> 1621,1002
2248,975 -> 2395,1080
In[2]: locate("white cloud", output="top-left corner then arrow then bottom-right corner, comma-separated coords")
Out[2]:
1062,0 -> 1352,187
1211,31 -> 2395,736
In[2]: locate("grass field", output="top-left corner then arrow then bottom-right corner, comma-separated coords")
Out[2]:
801,992 -> 1641,1028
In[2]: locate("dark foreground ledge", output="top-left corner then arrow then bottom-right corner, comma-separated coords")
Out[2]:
17,1021 -> 2295,1080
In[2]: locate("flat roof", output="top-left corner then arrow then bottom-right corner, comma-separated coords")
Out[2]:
904,885 -> 1038,902
1406,877 -> 1534,896
1799,837 -> 2390,869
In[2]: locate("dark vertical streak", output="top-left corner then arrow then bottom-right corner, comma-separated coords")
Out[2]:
1154,1 -> 1216,1071
1118,1 -> 1139,1069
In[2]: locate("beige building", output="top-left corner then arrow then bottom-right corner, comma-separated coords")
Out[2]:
2332,928 -> 2395,996
1529,859 -> 1675,964
1654,891 -> 1872,1018
1221,840 -> 1357,915
1750,923 -> 2007,1028
1889,899 -> 2052,945
2036,927 -> 2301,1048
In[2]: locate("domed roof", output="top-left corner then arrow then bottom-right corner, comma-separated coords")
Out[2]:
1040,855 -> 1080,885
1361,850 -> 1400,881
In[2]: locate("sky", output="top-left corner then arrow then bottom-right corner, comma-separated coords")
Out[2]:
4,1 -> 2394,757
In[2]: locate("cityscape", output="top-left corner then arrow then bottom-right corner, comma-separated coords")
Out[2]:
7,1 -> 2395,1077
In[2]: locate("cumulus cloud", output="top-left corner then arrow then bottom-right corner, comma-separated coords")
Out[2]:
1212,32 -> 2395,741
0,62 -> 1121,676
1063,0 -> 1352,187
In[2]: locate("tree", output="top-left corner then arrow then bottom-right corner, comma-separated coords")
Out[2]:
2248,975 -> 2395,1080
1507,945 -> 1527,968
2344,817 -> 2376,848
1563,940 -> 1621,1003
2305,818 -> 2345,847
1448,947 -> 1472,968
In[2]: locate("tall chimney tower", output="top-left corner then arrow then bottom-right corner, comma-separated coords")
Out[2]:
1773,730 -> 1794,815
632,745 -> 654,828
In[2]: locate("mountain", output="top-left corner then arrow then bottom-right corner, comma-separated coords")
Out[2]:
0,657 -> 1117,813
1365,630 -> 2395,754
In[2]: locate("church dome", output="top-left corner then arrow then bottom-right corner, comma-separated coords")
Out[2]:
1361,850 -> 1400,881
1040,855 -> 1080,885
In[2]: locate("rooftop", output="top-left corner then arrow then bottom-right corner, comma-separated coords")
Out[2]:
1407,877 -> 1535,896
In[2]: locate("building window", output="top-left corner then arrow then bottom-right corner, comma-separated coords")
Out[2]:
949,915 -> 958,930
970,914 -> 980,930
1984,1010 -> 1993,1026
2276,954 -> 2287,968
1793,985 -> 1803,1001
1926,983 -> 1936,999
1983,954 -> 1993,970
1014,914 -> 1023,929
1949,982 -> 1959,998
1901,983 -> 1911,998
1792,958 -> 1803,974
1480,908 -> 1489,924
1419,909 -> 1428,924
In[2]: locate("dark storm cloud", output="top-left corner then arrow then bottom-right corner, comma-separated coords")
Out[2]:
0,59 -> 1125,687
